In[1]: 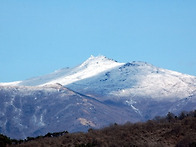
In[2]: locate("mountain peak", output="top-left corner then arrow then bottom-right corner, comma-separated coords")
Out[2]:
88,55 -> 111,60
13,55 -> 123,86
79,55 -> 119,68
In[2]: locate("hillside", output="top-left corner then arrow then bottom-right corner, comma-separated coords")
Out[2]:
0,84 -> 141,139
4,110 -> 196,147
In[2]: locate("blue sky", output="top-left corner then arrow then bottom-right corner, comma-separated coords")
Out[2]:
0,1 -> 196,82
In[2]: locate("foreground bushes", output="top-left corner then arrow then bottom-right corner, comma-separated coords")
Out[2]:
0,134 -> 12,147
2,110 -> 196,146
0,130 -> 68,147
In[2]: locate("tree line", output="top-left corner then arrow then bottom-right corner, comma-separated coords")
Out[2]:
1,110 -> 196,147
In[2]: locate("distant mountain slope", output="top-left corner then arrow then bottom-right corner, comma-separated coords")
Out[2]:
0,55 -> 196,139
0,84 -> 140,139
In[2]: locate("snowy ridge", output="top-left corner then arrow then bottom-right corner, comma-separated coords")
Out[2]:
1,55 -> 196,101
110,63 -> 196,100
14,55 -> 123,86
65,60 -> 196,101
0,81 -> 21,86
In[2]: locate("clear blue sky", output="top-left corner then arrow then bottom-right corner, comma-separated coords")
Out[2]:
0,1 -> 196,82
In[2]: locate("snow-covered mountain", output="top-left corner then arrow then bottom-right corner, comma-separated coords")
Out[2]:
8,55 -> 196,100
0,55 -> 196,139
14,55 -> 123,86
12,55 -> 196,102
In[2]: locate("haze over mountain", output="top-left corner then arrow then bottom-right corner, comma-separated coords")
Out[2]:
0,55 -> 196,139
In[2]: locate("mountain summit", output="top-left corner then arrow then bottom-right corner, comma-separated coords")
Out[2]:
12,55 -> 196,101
0,55 -> 196,139
15,55 -> 123,86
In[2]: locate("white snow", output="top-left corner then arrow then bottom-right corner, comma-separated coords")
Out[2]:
0,81 -> 21,86
110,70 -> 196,100
1,55 -> 196,101
13,55 -> 123,86
39,55 -> 123,86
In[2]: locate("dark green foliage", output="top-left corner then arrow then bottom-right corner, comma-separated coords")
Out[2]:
179,111 -> 186,120
44,132 -> 52,137
0,134 -> 12,147
194,110 -> 196,117
0,130 -> 69,146
166,112 -> 175,122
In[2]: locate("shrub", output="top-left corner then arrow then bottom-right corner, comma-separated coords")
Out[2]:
0,134 -> 12,147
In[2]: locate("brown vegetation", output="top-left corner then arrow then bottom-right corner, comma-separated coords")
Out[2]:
4,110 -> 196,147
